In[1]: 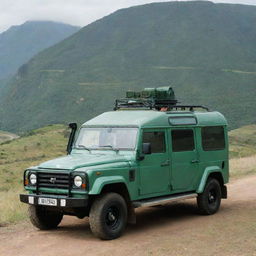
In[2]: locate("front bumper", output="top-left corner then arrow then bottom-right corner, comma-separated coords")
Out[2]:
20,194 -> 88,208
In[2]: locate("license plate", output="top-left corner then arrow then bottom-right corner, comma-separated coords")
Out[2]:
38,197 -> 57,206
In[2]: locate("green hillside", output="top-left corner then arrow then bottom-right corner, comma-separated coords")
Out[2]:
0,21 -> 80,83
0,124 -> 68,225
0,1 -> 256,132
0,131 -> 19,143
229,124 -> 256,158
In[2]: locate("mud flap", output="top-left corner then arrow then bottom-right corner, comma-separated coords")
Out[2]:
127,203 -> 136,224
221,185 -> 228,199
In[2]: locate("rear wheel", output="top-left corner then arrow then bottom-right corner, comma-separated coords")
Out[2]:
197,178 -> 222,215
29,205 -> 63,230
89,193 -> 127,240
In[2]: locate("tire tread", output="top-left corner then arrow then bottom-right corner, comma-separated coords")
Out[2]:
89,192 -> 127,240
197,178 -> 222,215
29,205 -> 63,230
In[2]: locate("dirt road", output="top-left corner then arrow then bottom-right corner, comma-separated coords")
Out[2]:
1,176 -> 256,256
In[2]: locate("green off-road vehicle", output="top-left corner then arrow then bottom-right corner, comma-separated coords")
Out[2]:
20,87 -> 228,240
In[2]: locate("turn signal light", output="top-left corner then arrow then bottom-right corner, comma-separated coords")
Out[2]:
25,179 -> 29,186
82,183 -> 86,189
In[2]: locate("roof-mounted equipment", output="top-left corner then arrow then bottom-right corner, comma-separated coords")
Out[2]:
114,86 -> 209,111
114,87 -> 178,110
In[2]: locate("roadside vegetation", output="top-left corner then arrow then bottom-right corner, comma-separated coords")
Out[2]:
228,125 -> 256,178
229,124 -> 256,158
0,124 -> 68,225
0,124 -> 255,226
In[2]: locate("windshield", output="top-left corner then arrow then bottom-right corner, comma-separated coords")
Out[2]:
75,127 -> 138,150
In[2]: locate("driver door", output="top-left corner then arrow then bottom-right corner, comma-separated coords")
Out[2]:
139,129 -> 171,196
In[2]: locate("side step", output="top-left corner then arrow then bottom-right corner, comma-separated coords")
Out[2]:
132,192 -> 197,208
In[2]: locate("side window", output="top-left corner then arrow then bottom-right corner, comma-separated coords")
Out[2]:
172,129 -> 195,152
143,131 -> 166,153
201,126 -> 225,151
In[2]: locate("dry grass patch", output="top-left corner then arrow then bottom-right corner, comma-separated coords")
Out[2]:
0,124 -> 68,225
0,189 -> 27,225
229,124 -> 256,158
230,155 -> 256,178
0,131 -> 19,144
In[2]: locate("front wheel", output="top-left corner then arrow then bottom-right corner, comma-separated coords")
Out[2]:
197,178 -> 222,215
29,205 -> 63,230
89,193 -> 127,240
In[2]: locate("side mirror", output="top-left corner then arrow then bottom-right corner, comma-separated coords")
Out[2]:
67,123 -> 77,154
142,143 -> 151,155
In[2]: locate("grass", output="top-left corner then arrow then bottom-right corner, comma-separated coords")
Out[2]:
0,131 -> 18,144
0,189 -> 26,225
0,124 -> 68,225
229,124 -> 256,158
0,123 -> 255,225
230,155 -> 256,179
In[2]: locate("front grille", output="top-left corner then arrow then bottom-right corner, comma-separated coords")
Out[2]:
38,172 -> 70,189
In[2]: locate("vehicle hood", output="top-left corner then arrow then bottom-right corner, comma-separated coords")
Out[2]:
38,152 -> 131,170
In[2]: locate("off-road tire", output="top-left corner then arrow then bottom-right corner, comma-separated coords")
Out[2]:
28,205 -> 63,230
197,178 -> 222,215
89,193 -> 127,240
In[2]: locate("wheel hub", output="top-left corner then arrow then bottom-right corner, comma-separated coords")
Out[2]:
105,206 -> 119,229
208,190 -> 216,204
108,212 -> 116,222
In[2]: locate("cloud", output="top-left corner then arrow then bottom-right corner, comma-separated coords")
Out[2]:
0,0 -> 255,32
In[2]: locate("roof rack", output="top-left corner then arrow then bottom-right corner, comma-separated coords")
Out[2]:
168,105 -> 209,112
114,98 -> 178,110
113,87 -> 209,112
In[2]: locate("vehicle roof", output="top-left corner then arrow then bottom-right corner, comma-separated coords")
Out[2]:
83,110 -> 227,128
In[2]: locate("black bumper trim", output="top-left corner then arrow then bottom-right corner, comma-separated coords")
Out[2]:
20,194 -> 88,208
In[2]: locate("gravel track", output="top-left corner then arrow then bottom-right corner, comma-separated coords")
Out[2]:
1,175 -> 256,256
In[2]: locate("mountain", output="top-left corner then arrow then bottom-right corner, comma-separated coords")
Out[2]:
0,1 -> 256,132
0,21 -> 80,84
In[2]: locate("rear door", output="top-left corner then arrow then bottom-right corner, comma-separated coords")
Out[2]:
139,129 -> 171,196
170,128 -> 199,191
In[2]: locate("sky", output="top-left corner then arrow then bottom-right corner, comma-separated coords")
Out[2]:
0,0 -> 255,32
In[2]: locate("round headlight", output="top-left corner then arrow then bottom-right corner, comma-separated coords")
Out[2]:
74,176 -> 83,187
30,173 -> 37,185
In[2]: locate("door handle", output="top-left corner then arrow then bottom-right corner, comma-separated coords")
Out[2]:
161,160 -> 170,167
191,159 -> 199,164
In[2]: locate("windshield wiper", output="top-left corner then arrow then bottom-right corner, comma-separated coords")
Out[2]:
100,145 -> 119,153
77,145 -> 91,153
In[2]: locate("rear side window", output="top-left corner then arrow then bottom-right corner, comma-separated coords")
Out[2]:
143,131 -> 166,153
172,129 -> 195,152
201,126 -> 225,151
